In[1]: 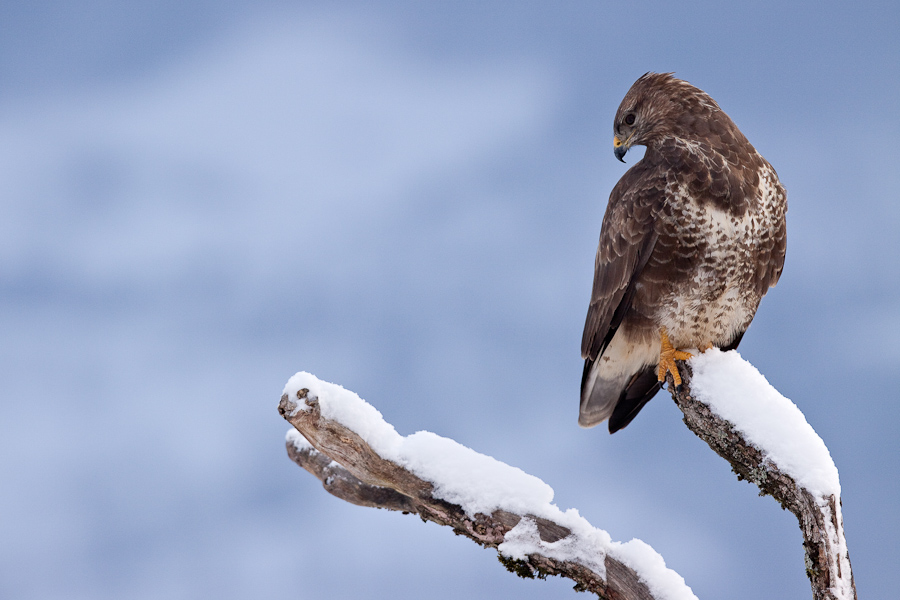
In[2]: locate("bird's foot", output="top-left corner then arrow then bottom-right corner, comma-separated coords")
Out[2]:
657,328 -> 693,387
698,341 -> 714,353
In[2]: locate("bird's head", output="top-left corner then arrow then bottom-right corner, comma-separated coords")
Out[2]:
612,72 -> 721,162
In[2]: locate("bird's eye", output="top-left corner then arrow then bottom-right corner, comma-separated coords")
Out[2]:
624,113 -> 636,126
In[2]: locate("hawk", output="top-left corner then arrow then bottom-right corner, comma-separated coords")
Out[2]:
580,73 -> 787,433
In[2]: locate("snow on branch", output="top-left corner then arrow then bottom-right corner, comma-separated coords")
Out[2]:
279,350 -> 856,600
669,350 -> 856,600
278,373 -> 696,600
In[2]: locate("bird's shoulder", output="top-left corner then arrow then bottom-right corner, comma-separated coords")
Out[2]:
599,159 -> 667,248
652,134 -> 771,217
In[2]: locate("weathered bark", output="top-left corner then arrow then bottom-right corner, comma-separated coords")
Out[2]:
665,365 -> 856,600
279,388 -> 657,600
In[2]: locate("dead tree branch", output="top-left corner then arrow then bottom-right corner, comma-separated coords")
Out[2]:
279,389 -> 660,600
665,365 -> 856,600
279,359 -> 856,600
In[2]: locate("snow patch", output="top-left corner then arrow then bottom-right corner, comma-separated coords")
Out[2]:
611,538 -> 695,600
283,372 -> 552,516
285,427 -> 313,450
399,430 -> 554,517
284,372 -> 402,457
689,349 -> 840,497
499,516 -> 609,577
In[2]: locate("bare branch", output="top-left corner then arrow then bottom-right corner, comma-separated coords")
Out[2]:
665,364 -> 857,600
279,389 -> 661,600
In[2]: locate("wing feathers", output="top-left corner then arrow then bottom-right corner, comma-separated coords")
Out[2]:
581,169 -> 662,361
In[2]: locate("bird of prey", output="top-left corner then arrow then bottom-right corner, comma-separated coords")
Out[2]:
580,73 -> 787,433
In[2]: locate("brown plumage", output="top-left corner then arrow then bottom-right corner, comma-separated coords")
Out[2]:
580,73 -> 787,433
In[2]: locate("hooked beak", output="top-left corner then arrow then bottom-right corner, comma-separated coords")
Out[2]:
613,135 -> 628,162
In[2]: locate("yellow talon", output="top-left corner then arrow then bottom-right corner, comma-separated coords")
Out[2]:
657,328 -> 693,386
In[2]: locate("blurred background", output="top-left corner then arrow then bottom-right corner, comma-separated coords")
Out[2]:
1,1 -> 897,599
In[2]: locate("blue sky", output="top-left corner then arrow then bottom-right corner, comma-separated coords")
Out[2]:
1,2 -> 898,599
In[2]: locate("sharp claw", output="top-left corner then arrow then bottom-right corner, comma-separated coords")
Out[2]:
658,328 -> 692,388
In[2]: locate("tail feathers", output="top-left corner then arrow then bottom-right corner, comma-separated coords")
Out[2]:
578,359 -> 627,428
608,367 -> 662,433
581,332 -> 743,433
579,360 -> 662,433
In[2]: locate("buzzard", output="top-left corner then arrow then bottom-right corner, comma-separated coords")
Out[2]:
580,73 -> 787,433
